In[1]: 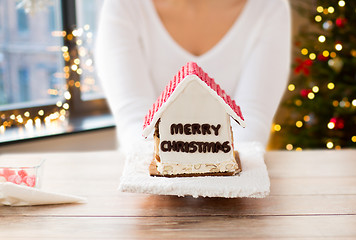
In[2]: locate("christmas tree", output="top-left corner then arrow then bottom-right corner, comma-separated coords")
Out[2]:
273,0 -> 356,150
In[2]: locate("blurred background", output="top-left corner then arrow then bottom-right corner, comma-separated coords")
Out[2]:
0,0 -> 355,153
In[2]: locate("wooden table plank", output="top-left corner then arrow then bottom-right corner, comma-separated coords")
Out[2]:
270,177 -> 356,195
1,215 -> 356,239
266,150 -> 356,178
1,194 -> 356,217
36,176 -> 356,196
2,149 -> 356,180
3,150 -> 355,195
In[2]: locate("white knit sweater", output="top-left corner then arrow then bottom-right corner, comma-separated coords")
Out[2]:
95,0 -> 291,151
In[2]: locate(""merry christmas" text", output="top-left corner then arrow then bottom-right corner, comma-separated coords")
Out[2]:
170,123 -> 221,136
160,140 -> 231,153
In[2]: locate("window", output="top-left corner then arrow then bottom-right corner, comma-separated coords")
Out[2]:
18,68 -> 30,102
17,7 -> 29,33
0,0 -> 112,143
48,5 -> 57,32
0,67 -> 5,105
0,0 -> 64,107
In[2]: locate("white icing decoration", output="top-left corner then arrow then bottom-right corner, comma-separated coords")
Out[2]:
157,79 -> 236,173
142,75 -> 245,138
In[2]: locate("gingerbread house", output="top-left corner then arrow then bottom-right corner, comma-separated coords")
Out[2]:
143,62 -> 245,177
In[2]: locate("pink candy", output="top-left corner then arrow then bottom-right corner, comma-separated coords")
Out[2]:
8,174 -> 22,185
23,175 -> 36,187
0,168 -> 37,187
18,169 -> 28,179
1,168 -> 16,179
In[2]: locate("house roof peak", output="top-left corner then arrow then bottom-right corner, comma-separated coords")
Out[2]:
143,62 -> 245,138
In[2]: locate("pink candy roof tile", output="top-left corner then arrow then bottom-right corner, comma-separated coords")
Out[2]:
143,62 -> 245,137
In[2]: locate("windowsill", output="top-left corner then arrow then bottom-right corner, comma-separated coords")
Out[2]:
0,113 -> 116,145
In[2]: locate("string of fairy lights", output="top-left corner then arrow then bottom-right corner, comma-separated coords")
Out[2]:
0,25 -> 95,137
271,0 -> 356,151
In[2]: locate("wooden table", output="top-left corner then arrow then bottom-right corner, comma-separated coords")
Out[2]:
1,149 -> 356,239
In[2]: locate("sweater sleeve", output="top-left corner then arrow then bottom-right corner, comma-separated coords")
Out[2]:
95,0 -> 155,151
232,1 -> 291,148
